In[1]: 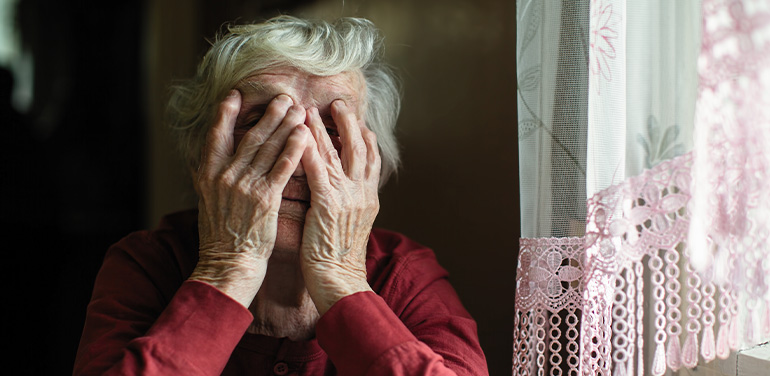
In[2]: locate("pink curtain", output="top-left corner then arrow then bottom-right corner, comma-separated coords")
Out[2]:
514,0 -> 770,375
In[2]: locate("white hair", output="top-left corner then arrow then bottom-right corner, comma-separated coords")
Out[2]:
167,15 -> 401,186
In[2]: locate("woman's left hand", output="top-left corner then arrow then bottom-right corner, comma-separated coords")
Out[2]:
299,100 -> 380,315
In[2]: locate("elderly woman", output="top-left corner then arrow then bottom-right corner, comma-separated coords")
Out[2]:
74,16 -> 487,375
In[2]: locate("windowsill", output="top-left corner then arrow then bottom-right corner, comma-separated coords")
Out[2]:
738,342 -> 770,376
680,342 -> 770,376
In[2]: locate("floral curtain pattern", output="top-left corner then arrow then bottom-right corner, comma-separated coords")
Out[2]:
514,0 -> 770,375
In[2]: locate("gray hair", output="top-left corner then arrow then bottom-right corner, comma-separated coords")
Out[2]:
167,15 -> 401,186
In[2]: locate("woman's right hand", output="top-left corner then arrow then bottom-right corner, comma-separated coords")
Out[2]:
188,90 -> 309,308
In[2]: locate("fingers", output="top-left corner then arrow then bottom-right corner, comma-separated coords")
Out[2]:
305,107 -> 339,164
332,100 -> 367,180
251,104 -> 307,173
362,128 -> 382,182
201,90 -> 241,175
302,108 -> 332,194
266,125 -> 310,188
222,95 -> 307,194
233,94 -> 293,168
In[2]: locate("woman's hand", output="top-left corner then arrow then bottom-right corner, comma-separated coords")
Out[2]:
189,90 -> 309,308
300,100 -> 380,315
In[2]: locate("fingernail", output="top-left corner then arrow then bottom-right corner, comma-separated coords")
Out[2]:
275,94 -> 293,105
332,100 -> 346,109
227,89 -> 239,98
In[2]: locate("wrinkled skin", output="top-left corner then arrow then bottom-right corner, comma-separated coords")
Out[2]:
300,99 -> 380,315
188,68 -> 379,338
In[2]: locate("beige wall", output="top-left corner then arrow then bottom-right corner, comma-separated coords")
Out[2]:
145,1 -> 519,373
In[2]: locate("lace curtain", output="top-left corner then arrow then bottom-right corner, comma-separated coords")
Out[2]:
514,0 -> 770,375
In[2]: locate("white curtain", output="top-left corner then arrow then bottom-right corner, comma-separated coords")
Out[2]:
514,0 -> 770,375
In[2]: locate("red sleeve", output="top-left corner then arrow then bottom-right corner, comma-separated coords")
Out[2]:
316,242 -> 488,375
73,238 -> 253,376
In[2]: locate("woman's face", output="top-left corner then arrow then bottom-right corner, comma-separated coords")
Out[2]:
231,67 -> 367,258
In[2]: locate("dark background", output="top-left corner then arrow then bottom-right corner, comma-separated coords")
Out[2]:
3,1 -> 518,374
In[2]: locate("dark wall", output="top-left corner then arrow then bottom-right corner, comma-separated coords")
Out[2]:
6,1 -> 144,375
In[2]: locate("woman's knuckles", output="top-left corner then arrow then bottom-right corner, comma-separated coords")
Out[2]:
206,168 -> 237,190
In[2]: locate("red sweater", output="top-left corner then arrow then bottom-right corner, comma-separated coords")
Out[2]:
73,210 -> 487,375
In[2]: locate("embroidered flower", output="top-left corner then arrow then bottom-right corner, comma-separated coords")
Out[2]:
636,116 -> 686,169
590,0 -> 619,82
